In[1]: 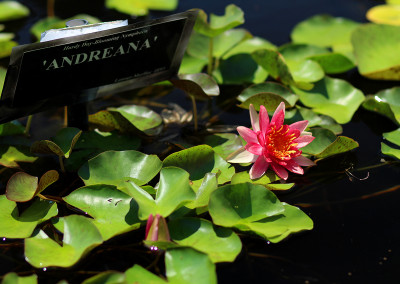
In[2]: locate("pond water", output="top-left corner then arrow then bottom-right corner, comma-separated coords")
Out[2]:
2,0 -> 400,283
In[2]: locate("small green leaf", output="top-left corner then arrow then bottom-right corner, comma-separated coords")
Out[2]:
194,4 -> 244,38
81,271 -> 125,284
315,136 -> 359,159
204,133 -> 243,160
382,128 -> 400,159
24,215 -> 103,268
301,128 -> 338,155
169,217 -> 242,263
6,172 -> 38,202
362,87 -> 400,124
0,144 -> 37,168
185,173 -> 218,210
78,150 -> 162,189
0,121 -> 25,136
125,265 -> 167,284
2,272 -> 37,284
238,92 -> 291,113
309,53 -> 355,74
106,0 -> 178,16
0,1 -> 29,21
367,5 -> 400,26
179,54 -> 207,74
170,73 -> 219,100
230,170 -> 293,191
223,37 -> 277,59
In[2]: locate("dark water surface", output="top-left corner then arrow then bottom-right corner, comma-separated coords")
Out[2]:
2,0 -> 400,283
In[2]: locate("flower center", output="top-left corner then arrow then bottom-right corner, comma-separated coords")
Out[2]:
266,125 -> 298,160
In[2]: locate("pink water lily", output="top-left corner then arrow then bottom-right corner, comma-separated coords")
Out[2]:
228,102 -> 315,180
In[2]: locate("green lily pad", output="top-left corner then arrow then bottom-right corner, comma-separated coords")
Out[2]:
194,4 -> 244,38
165,248 -> 217,284
214,53 -> 269,84
125,265 -> 167,284
185,173 -> 218,211
352,23 -> 400,80
382,128 -> 400,159
204,133 -> 243,160
244,203 -> 313,243
0,1 -> 29,21
238,82 -> 299,106
208,183 -> 284,228
105,0 -> 178,16
309,53 -> 355,74
24,215 -> 103,268
78,150 -> 162,188
0,40 -> 17,59
108,105 -> 163,136
0,67 -> 7,96
0,195 -> 57,238
81,271 -> 125,284
293,76 -> 365,124
291,14 -> 359,60
178,54 -> 208,74
363,87 -> 400,124
367,5 -> 400,26
2,272 -> 37,284
89,110 -> 146,134
169,217 -> 242,263
124,167 -> 195,220
317,136 -> 359,159
31,128 -> 82,158
387,0 -> 400,3
163,145 -> 235,190
170,73 -> 219,100
64,185 -> 141,240
0,121 -> 25,136
6,170 -> 58,202
238,93 -> 291,113
223,37 -> 277,59
0,144 -> 38,168
231,170 -> 294,191
30,15 -> 101,40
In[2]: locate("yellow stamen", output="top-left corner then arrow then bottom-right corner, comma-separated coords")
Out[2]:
267,125 -> 298,160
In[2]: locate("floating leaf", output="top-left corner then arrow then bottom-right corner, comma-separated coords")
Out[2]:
163,145 -> 235,190
293,77 -> 365,124
89,110 -> 145,134
75,130 -> 140,152
194,4 -> 244,38
244,203 -> 313,243
315,136 -> 359,159
2,272 -> 37,284
0,196 -> 57,238
352,23 -> 400,80
81,271 -> 125,284
309,52 -> 355,74
170,73 -> 219,100
165,248 -> 217,284
125,265 -> 167,284
179,54 -> 208,74
125,167 -> 195,220
0,40 -> 17,59
0,121 -> 25,136
185,173 -> 218,211
78,150 -> 162,188
0,1 -> 29,21
238,82 -> 299,107
230,170 -> 293,191
382,128 -> 400,159
0,67 -> 7,96
108,105 -> 163,136
25,215 -> 103,268
0,145 -> 37,168
169,217 -> 242,263
106,0 -> 178,16
223,37 -> 277,59
367,5 -> 400,26
204,133 -> 243,160
6,172 -> 37,202
64,185 -> 141,240
238,92 -> 291,113
208,183 -> 284,228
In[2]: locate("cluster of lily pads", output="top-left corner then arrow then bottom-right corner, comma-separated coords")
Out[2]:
0,1 -> 400,283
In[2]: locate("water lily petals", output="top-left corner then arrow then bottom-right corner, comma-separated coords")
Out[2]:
271,102 -> 286,127
294,135 -> 315,148
237,126 -> 258,144
259,105 -> 269,134
284,160 -> 304,175
249,104 -> 260,132
249,156 -> 269,179
292,155 -> 316,166
271,163 -> 288,180
245,143 -> 263,156
227,147 -> 258,163
289,120 -> 308,133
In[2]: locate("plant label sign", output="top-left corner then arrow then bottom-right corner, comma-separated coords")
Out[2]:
0,10 -> 197,123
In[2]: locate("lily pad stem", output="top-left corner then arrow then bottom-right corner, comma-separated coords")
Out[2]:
59,156 -> 66,173
207,37 -> 214,75
47,0 -> 55,17
37,193 -> 61,203
24,115 -> 33,136
190,95 -> 198,132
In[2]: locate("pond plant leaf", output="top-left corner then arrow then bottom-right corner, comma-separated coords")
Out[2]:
125,265 -> 167,283
231,170 -> 294,191
25,215 -> 103,268
352,23 -> 400,80
208,183 -> 284,228
81,271 -> 125,284
0,145 -> 38,168
362,87 -> 400,125
124,167 -> 195,220
0,1 -> 30,21
0,67 -> 7,96
0,40 -> 17,59
170,73 -> 220,100
105,0 -> 178,16
108,105 -> 163,136
204,133 -> 243,160
163,145 -> 235,190
382,128 -> 400,159
367,5 -> 400,26
75,130 -> 140,152
0,120 -> 25,136
168,217 -> 242,263
223,37 -> 277,59
64,185 -> 141,241
6,170 -> 58,202
194,4 -> 244,38
293,77 -> 365,124
237,82 -> 299,107
185,173 -> 218,212
315,136 -> 359,160
178,54 -> 208,74
238,93 -> 291,113
78,150 -> 162,189
0,195 -> 57,238
1,272 -> 37,284
31,127 -> 82,158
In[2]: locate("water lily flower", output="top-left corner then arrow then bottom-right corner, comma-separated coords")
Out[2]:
228,103 -> 315,180
145,214 -> 170,245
